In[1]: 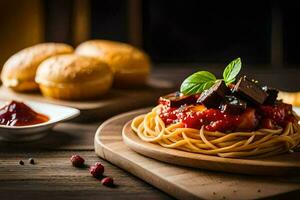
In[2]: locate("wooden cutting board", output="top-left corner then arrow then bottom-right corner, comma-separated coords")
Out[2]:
0,79 -> 173,121
95,108 -> 300,200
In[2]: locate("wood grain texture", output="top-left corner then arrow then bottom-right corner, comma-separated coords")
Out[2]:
0,151 -> 172,200
0,78 -> 173,121
95,109 -> 300,200
1,67 -> 300,200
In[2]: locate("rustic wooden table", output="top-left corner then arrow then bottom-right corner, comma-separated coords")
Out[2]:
0,65 -> 300,200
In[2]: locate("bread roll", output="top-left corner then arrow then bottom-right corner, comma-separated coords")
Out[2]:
35,54 -> 113,100
75,40 -> 150,87
278,91 -> 300,106
1,43 -> 73,92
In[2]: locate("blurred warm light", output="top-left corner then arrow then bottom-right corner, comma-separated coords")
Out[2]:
0,0 -> 44,67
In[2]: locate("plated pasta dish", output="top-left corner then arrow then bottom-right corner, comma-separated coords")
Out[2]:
131,58 -> 300,158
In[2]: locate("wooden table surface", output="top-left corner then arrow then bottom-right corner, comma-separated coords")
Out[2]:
1,64 -> 300,200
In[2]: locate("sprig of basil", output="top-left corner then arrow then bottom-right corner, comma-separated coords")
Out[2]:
180,71 -> 217,95
180,58 -> 242,95
223,57 -> 241,85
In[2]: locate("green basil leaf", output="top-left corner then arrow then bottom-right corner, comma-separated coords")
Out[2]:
180,71 -> 216,95
223,57 -> 241,84
202,80 -> 216,90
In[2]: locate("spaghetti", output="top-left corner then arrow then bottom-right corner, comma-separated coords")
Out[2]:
131,105 -> 300,158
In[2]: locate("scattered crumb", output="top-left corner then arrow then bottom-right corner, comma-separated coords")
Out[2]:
233,190 -> 237,193
222,196 -> 226,199
257,189 -> 261,193
213,192 -> 216,195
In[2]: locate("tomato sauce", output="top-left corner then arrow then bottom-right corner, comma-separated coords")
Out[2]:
158,102 -> 295,132
0,101 -> 49,126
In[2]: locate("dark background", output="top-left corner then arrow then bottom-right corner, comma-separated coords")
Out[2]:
42,0 -> 300,66
0,0 -> 288,67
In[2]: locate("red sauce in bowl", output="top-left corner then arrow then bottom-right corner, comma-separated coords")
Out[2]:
0,101 -> 49,126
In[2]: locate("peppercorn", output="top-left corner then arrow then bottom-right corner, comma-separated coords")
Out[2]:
28,158 -> 35,164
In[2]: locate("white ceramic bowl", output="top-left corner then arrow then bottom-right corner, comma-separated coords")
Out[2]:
0,100 -> 80,141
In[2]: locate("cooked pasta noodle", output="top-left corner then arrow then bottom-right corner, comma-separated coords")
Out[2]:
131,106 -> 300,158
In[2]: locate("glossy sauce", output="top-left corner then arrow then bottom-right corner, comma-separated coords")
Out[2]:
0,101 -> 49,126
158,102 -> 296,132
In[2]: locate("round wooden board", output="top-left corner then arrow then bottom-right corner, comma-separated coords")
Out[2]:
122,109 -> 300,176
95,108 -> 300,199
